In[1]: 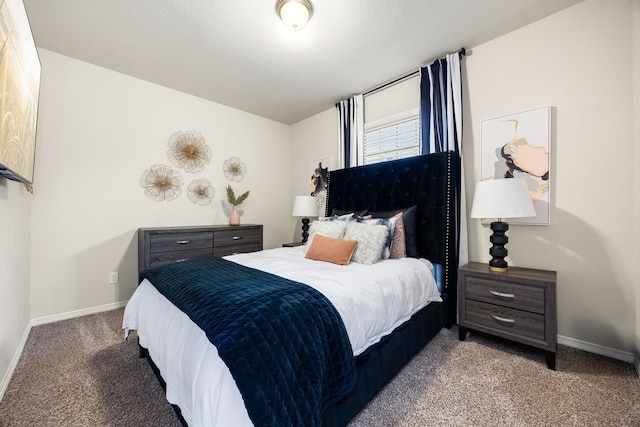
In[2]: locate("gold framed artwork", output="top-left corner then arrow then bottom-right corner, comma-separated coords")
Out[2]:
481,106 -> 551,225
0,0 -> 41,184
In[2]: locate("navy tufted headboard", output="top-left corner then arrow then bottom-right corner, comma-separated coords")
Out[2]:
326,152 -> 460,307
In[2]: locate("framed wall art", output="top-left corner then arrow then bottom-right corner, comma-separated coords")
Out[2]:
0,0 -> 41,184
309,156 -> 332,217
481,106 -> 551,225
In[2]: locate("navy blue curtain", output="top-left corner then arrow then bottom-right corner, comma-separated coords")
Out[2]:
420,51 -> 468,267
336,95 -> 362,169
420,59 -> 443,153
420,54 -> 463,155
337,98 -> 353,168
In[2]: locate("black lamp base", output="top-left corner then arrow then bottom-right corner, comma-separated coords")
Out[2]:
301,217 -> 310,243
488,220 -> 509,272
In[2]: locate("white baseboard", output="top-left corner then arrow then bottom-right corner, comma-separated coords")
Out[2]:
0,321 -> 31,402
30,301 -> 128,327
1,300 -> 129,401
558,334 -> 635,364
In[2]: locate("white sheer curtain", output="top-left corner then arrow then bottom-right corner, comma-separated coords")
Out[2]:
420,51 -> 468,267
336,94 -> 364,169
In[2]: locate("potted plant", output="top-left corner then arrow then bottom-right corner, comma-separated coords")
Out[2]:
226,185 -> 250,226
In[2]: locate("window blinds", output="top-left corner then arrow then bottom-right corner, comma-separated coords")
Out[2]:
363,115 -> 420,165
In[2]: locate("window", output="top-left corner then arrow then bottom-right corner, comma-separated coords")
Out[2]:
363,109 -> 420,165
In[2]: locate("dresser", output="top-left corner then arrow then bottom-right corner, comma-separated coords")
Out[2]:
138,225 -> 263,273
458,262 -> 557,369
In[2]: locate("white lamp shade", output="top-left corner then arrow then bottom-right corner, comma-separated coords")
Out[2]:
276,0 -> 312,31
292,195 -> 318,217
470,178 -> 536,220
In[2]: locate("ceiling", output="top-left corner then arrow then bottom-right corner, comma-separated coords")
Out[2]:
23,0 -> 582,125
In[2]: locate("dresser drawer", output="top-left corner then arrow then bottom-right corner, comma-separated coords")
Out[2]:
464,299 -> 545,342
149,232 -> 214,253
139,225 -> 263,273
214,228 -> 261,247
465,276 -> 545,314
213,243 -> 261,257
148,248 -> 213,269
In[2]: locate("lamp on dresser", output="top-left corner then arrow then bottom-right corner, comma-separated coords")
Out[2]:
470,178 -> 536,272
292,195 -> 318,244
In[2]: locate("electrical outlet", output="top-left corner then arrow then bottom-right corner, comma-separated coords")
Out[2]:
108,272 -> 119,285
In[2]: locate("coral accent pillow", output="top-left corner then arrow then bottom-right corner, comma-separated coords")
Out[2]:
305,234 -> 358,265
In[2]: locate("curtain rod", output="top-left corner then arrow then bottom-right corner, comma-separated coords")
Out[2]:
362,48 -> 466,97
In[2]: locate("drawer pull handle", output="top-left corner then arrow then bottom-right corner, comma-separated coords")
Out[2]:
176,258 -> 188,263
490,290 -> 515,299
232,236 -> 243,240
176,240 -> 190,244
491,314 -> 515,324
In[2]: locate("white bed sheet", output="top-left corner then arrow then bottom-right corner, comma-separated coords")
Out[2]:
122,246 -> 441,427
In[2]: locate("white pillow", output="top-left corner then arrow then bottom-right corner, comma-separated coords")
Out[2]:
357,216 -> 397,260
343,221 -> 389,265
306,220 -> 348,250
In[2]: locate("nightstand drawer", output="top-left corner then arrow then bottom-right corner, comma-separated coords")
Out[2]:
148,248 -> 213,269
215,228 -> 261,247
149,232 -> 214,253
465,276 -> 545,314
464,300 -> 545,342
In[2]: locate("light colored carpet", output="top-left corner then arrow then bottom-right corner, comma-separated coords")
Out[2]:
350,328 -> 640,426
1,309 -> 638,426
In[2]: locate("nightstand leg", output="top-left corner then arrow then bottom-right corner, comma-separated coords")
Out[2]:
458,326 -> 467,341
545,351 -> 556,370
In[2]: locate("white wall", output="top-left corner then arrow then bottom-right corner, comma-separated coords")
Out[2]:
290,0 -> 638,356
465,0 -> 635,353
289,109 -> 338,241
29,50 -> 291,319
0,179 -> 31,398
633,0 -> 640,364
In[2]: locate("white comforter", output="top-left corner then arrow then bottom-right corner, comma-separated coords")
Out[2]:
122,246 -> 441,427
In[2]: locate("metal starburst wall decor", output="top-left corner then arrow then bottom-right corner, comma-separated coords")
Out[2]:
187,178 -> 215,206
140,164 -> 183,201
167,130 -> 212,173
223,156 -> 246,182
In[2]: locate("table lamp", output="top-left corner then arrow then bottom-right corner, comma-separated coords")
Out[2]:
292,195 -> 318,243
470,178 -> 536,272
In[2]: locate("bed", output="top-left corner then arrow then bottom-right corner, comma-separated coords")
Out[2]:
123,151 -> 460,427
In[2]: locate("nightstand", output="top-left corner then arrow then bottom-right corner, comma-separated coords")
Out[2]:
458,262 -> 557,370
282,242 -> 304,247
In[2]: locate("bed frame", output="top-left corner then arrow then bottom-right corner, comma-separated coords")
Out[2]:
322,151 -> 460,426
139,151 -> 461,426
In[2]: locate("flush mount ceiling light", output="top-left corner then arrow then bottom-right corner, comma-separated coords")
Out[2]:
276,0 -> 313,31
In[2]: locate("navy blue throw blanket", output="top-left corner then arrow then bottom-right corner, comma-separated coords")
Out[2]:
140,256 -> 356,427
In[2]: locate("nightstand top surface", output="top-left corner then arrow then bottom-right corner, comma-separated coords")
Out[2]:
460,262 -> 556,282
